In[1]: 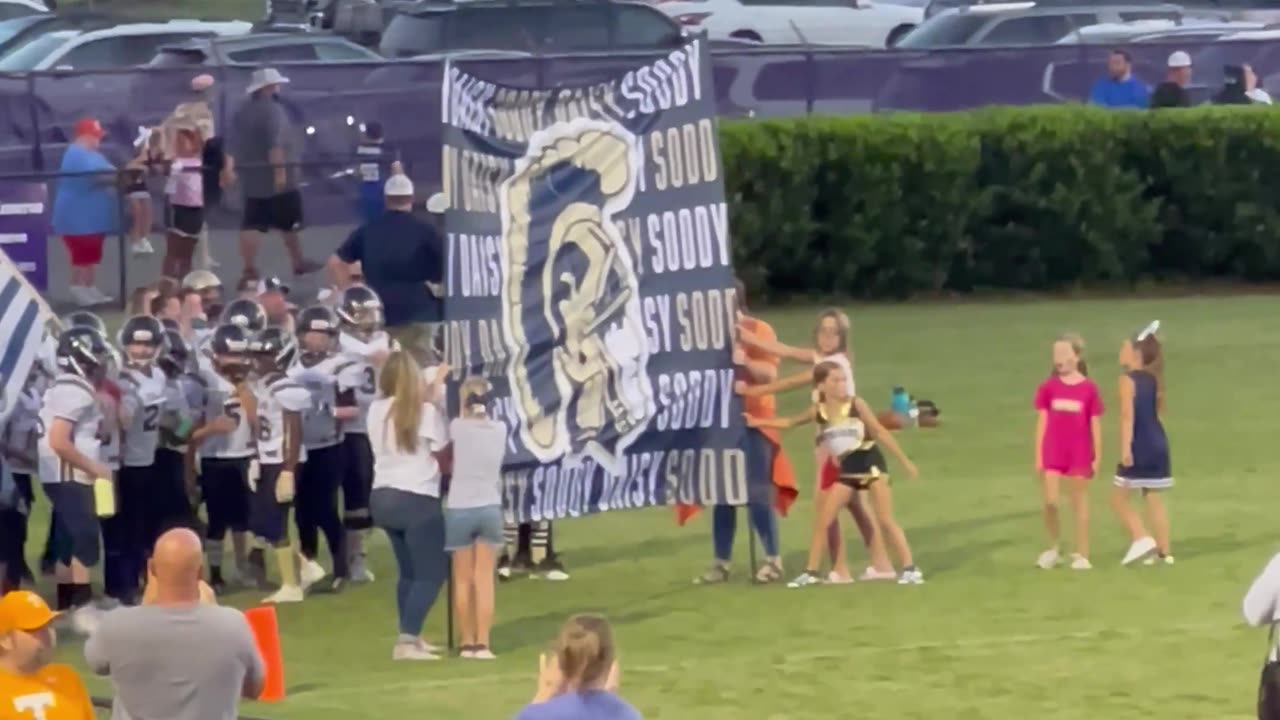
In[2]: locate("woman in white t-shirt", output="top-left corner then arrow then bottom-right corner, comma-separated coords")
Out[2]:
367,351 -> 450,661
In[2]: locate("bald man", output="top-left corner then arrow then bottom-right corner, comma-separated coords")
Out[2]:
85,529 -> 264,720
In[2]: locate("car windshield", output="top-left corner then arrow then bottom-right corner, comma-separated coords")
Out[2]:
0,31 -> 68,70
379,12 -> 444,57
897,13 -> 989,46
0,14 -> 47,44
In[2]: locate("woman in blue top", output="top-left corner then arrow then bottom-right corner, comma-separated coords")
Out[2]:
513,615 -> 641,720
1111,321 -> 1172,567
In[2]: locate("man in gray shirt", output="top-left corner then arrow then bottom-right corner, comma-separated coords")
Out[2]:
230,67 -> 320,284
84,528 -> 264,720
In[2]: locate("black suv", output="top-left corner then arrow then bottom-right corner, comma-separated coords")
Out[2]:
378,0 -> 685,57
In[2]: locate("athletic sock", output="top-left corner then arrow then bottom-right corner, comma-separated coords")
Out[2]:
55,583 -> 70,611
275,545 -> 300,587
71,583 -> 92,608
205,539 -> 223,572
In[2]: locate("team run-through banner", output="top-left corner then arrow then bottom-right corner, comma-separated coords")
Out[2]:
439,39 -> 766,523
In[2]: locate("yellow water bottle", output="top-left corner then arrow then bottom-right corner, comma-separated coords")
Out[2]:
93,477 -> 116,518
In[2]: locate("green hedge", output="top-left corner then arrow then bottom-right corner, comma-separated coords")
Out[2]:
720,106 -> 1280,298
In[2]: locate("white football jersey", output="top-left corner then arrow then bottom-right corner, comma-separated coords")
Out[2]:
198,369 -> 256,459
5,379 -> 45,474
37,375 -> 103,485
334,356 -> 376,435
119,364 -> 170,467
162,372 -> 207,452
288,356 -> 346,450
254,374 -> 310,465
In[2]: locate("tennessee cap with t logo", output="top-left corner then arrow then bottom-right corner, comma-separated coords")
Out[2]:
0,591 -> 59,633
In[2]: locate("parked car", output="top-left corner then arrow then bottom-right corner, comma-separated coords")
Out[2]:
146,31 -> 381,66
1058,17 -> 1263,42
897,2 -> 1205,48
651,0 -> 923,47
923,0 -> 1280,20
0,19 -> 252,71
378,0 -> 685,56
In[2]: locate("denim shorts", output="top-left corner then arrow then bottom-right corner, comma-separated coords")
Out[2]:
444,505 -> 503,551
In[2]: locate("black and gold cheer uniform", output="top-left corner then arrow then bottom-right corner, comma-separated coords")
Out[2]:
816,400 -> 888,489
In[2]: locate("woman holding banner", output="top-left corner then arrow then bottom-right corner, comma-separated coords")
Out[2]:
684,279 -> 797,584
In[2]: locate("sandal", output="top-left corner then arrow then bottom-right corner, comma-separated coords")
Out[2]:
754,561 -> 783,584
693,564 -> 730,585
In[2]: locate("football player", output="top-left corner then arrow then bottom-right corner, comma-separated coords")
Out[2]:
2,361 -> 52,589
181,269 -> 224,338
155,329 -> 202,537
188,323 -> 258,593
104,315 -> 170,605
288,306 -> 356,590
37,324 -> 115,633
247,327 -> 310,603
334,285 -> 392,582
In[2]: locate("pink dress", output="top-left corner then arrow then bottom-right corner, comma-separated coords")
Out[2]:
1034,375 -> 1103,478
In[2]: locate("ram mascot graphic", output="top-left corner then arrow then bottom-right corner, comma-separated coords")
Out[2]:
498,118 -> 654,476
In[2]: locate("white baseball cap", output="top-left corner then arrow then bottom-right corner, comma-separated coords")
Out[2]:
426,192 -> 448,214
384,174 -> 414,197
1168,51 -> 1192,69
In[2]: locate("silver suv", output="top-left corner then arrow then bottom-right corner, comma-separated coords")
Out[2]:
898,2 -> 1215,47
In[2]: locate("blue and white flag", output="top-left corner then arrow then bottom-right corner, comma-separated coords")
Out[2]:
440,39 -> 764,523
0,248 -> 48,428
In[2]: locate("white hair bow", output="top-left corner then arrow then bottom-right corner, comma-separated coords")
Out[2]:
1137,320 -> 1160,341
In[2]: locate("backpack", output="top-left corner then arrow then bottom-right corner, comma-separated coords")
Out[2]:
1258,624 -> 1280,720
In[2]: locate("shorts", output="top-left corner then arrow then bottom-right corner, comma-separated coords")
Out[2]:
126,184 -> 149,198
342,432 -> 373,528
45,482 -> 100,566
200,457 -> 251,537
242,190 -> 303,233
62,233 -> 105,267
250,463 -> 294,545
444,504 -> 503,550
169,204 -> 204,238
836,446 -> 889,490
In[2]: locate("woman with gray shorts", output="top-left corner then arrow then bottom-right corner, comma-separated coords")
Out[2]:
445,377 -> 507,660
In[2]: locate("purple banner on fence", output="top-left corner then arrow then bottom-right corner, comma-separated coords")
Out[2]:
0,38 -> 1278,227
0,181 -> 48,291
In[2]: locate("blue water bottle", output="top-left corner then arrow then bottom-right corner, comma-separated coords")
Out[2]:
891,387 -> 910,421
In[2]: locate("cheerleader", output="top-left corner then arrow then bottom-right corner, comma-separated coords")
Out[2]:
1112,321 -> 1173,566
748,361 -> 922,587
737,309 -> 893,581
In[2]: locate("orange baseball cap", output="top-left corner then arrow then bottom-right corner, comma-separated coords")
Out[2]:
0,591 -> 59,633
73,117 -> 105,139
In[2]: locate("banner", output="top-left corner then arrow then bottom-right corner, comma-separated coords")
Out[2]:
440,39 -> 757,523
0,182 -> 48,292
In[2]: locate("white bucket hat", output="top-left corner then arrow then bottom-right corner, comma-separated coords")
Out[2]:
246,67 -> 290,95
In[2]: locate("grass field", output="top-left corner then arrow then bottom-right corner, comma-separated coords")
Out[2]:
29,294 -> 1280,719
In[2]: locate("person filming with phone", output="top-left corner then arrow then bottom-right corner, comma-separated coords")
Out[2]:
514,614 -> 640,720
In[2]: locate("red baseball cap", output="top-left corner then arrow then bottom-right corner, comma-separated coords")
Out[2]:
73,117 -> 105,139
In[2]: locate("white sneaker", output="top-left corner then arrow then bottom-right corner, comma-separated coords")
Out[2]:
263,585 -> 304,604
897,567 -> 926,585
1070,554 -> 1092,570
392,642 -> 440,661
826,570 -> 854,585
349,556 -> 375,583
1143,554 -> 1175,566
787,572 -> 823,588
540,568 -> 570,581
1122,536 -> 1158,566
299,559 -> 327,590
70,605 -> 102,636
86,286 -> 113,304
1036,548 -> 1061,569
465,646 -> 497,660
130,238 -> 154,256
69,286 -> 97,307
859,567 -> 897,581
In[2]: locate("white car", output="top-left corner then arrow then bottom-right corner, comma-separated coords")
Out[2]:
651,0 -> 923,47
0,19 -> 252,71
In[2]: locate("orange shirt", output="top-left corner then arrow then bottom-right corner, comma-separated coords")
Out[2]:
738,316 -> 780,418
0,664 -> 94,720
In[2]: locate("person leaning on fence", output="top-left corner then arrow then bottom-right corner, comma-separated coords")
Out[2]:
0,591 -> 95,720
85,528 -> 264,720
52,117 -> 120,308
162,124 -> 207,282
163,73 -> 226,272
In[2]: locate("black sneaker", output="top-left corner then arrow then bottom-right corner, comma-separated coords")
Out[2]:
510,552 -> 535,577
